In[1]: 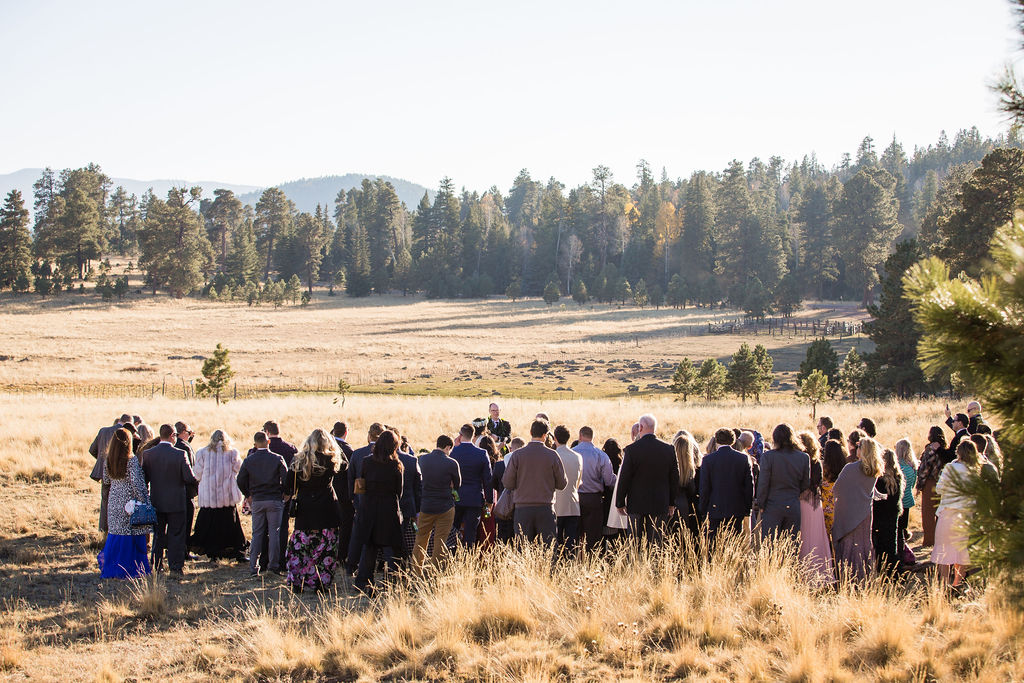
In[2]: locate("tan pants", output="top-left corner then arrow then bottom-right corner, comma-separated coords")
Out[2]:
413,508 -> 455,571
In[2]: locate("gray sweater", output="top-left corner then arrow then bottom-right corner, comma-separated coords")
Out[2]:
419,449 -> 462,515
502,441 -> 568,506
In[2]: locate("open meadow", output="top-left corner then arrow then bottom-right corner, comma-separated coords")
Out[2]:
0,291 -> 869,399
0,295 -> 1019,681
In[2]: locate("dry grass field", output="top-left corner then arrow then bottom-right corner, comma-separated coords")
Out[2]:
0,294 -> 1017,681
0,292 -> 869,399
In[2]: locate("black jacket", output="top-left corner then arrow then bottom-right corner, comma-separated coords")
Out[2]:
353,457 -> 404,552
237,448 -> 288,502
699,445 -> 754,520
287,453 -> 341,531
615,434 -> 680,516
142,442 -> 199,514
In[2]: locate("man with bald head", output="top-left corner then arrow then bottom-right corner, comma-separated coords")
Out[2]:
487,402 -> 511,443
615,414 -> 679,544
946,401 -> 988,435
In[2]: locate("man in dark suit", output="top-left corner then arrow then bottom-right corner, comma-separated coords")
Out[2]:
330,421 -> 355,565
397,441 -> 422,559
451,424 -> 492,546
615,414 -> 679,544
143,424 -> 199,576
487,402 -> 512,443
699,428 -> 754,545
946,413 -> 970,464
346,422 -> 385,573
816,416 -> 833,449
89,413 -> 132,533
173,421 -> 199,556
946,402 -> 987,435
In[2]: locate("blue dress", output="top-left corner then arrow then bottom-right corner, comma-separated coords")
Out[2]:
97,456 -> 152,579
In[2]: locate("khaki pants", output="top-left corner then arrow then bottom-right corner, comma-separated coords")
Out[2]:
413,508 -> 455,571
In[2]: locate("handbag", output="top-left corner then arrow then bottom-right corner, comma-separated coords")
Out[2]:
286,470 -> 300,518
129,501 -> 157,528
493,488 -> 515,521
353,477 -> 367,496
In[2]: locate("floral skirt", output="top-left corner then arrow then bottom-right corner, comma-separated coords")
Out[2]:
285,527 -> 340,591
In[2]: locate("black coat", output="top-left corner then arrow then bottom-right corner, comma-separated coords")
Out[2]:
142,442 -> 198,514
699,445 -> 754,520
615,434 -> 680,516
287,453 -> 341,531
673,466 -> 701,535
353,457 -> 404,552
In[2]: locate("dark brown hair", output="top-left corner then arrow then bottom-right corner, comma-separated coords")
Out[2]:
106,428 -> 133,480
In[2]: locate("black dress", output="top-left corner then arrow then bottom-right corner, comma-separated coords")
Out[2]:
673,467 -> 701,537
872,476 -> 902,575
353,457 -> 404,590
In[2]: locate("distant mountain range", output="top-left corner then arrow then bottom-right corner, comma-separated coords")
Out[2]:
0,169 -> 432,215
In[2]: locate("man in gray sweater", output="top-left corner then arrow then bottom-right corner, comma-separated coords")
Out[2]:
236,431 -> 288,575
413,434 -> 461,571
502,419 -> 568,544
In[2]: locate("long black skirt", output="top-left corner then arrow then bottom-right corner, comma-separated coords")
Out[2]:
190,506 -> 247,559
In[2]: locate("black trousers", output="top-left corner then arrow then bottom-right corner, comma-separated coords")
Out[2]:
155,511 -> 188,571
708,515 -> 745,547
579,492 -> 606,550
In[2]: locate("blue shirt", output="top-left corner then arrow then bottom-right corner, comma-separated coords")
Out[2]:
573,441 -> 617,494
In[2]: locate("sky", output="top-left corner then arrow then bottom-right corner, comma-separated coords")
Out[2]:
1,0 -> 1021,193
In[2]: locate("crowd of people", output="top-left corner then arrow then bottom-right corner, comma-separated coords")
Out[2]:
90,400 -> 1002,594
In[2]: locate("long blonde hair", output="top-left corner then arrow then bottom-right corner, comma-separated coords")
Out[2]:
857,437 -> 883,478
292,428 -> 341,481
880,447 -> 904,498
894,438 -> 917,469
796,430 -> 820,462
205,429 -> 233,453
674,431 -> 702,486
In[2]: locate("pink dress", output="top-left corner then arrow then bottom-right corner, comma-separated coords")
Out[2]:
799,494 -> 836,584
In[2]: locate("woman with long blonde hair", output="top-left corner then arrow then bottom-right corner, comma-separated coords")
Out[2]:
894,438 -> 917,564
872,447 -> 905,574
284,428 -> 343,593
672,431 -> 702,536
832,436 -> 883,581
932,440 -> 982,588
191,430 -> 246,562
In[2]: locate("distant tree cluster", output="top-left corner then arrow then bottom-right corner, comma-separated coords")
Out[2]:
670,342 -> 773,403
0,127 -> 1018,314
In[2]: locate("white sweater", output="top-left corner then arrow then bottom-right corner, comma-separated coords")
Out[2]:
194,447 -> 243,508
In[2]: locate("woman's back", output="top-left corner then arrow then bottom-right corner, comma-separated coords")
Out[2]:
195,446 -> 243,508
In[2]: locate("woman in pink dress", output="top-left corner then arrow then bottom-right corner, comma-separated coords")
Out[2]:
797,432 -> 835,584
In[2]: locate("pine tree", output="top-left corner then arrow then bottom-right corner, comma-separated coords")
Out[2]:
727,343 -> 761,402
572,279 -> 588,306
195,343 -> 234,406
838,348 -> 867,401
905,216 -> 1024,588
752,344 -> 774,402
834,167 -> 902,305
0,190 -> 33,292
254,187 -> 294,281
797,369 -> 830,421
505,278 -> 522,302
632,278 -> 648,308
205,189 -> 243,271
543,280 -> 560,305
346,216 -> 372,297
137,188 -> 213,296
295,209 -> 327,293
224,218 -> 259,286
696,358 -> 727,401
864,240 -> 927,398
670,358 -> 698,401
798,338 -> 839,386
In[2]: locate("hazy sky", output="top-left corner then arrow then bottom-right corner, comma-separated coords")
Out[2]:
2,0 -> 1021,192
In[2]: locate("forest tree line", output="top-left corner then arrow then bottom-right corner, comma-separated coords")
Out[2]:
1,127 -> 1022,320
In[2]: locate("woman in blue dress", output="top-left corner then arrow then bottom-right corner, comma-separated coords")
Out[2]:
97,427 -> 152,579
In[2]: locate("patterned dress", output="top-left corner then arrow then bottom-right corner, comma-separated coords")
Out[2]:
98,456 -> 152,579
820,478 -> 836,538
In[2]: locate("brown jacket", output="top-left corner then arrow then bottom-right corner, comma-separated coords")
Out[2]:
502,440 -> 567,506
